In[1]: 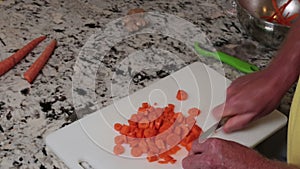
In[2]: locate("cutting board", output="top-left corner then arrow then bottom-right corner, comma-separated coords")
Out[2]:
46,62 -> 287,169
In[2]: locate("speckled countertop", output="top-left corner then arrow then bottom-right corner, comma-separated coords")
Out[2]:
0,0 -> 295,168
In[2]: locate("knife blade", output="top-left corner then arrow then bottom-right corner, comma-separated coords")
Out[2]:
198,117 -> 230,143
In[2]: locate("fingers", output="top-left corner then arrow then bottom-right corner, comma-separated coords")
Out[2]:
212,103 -> 225,120
189,138 -> 215,155
223,113 -> 255,133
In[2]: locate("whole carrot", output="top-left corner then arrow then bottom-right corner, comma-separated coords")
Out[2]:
23,39 -> 57,83
0,35 -> 46,76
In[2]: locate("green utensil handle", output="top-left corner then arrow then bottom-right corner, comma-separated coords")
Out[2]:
194,42 -> 259,74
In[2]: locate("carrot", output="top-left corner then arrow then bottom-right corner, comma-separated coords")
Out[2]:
0,35 -> 46,76
114,123 -> 122,131
166,133 -> 180,146
139,140 -> 149,153
113,101 -> 204,164
147,155 -> 158,162
113,144 -> 125,155
23,39 -> 57,83
114,135 -> 127,144
144,128 -> 157,138
176,90 -> 188,101
188,108 -> 201,117
131,146 -> 143,157
120,125 -> 131,135
155,139 -> 166,150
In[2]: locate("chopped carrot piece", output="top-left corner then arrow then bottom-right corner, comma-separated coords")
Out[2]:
176,90 -> 188,101
131,146 -> 143,157
114,123 -> 122,131
188,108 -> 201,117
147,155 -> 159,162
114,135 -> 126,144
158,160 -> 169,164
114,144 -> 125,155
139,140 -> 148,153
120,125 -> 130,135
166,133 -> 180,146
185,142 -> 193,151
155,139 -> 166,150
144,128 -> 157,138
138,118 -> 150,129
174,126 -> 181,136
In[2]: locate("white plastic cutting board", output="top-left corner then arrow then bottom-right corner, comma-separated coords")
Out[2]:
46,62 -> 287,169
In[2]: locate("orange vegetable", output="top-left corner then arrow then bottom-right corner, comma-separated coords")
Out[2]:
188,108 -> 201,117
0,35 -> 46,76
114,135 -> 127,144
24,39 -> 57,83
176,90 -> 188,101
166,133 -> 180,146
113,100 -> 203,165
131,146 -> 143,157
147,155 -> 158,162
113,144 -> 125,155
114,123 -> 122,131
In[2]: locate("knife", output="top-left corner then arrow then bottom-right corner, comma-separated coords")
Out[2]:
198,117 -> 230,142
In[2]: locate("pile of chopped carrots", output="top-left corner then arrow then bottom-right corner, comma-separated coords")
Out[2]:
262,0 -> 299,26
113,90 -> 203,164
0,36 -> 56,83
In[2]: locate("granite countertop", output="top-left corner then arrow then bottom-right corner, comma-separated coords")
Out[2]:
0,0 -> 295,168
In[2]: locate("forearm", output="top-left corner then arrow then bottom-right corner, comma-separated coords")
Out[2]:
266,18 -> 300,91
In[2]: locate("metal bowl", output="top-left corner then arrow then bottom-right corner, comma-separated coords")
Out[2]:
236,0 -> 300,48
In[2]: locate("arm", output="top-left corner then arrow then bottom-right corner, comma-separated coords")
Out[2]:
214,18 -> 300,133
182,138 -> 300,169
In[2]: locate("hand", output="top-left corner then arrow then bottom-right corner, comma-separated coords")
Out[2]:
182,138 -> 272,169
213,69 -> 288,133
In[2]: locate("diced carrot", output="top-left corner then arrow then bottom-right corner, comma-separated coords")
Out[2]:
114,144 -> 125,155
147,155 -> 159,162
188,108 -> 201,117
155,139 -> 166,150
142,102 -> 149,108
176,90 -> 188,101
131,146 -> 143,157
138,118 -> 150,129
114,123 -> 122,131
120,125 -> 130,135
128,138 -> 140,148
167,145 -> 181,154
174,126 -> 181,136
139,140 -> 149,153
185,116 -> 196,127
135,128 -> 144,138
174,112 -> 184,123
185,142 -> 193,151
114,135 -> 126,144
158,160 -> 169,164
166,133 -> 180,146
191,124 -> 202,137
144,128 -> 157,138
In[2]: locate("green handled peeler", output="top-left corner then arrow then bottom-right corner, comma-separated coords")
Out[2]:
194,42 -> 259,74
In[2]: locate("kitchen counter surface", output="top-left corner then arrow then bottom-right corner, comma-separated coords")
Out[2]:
0,0 -> 295,168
